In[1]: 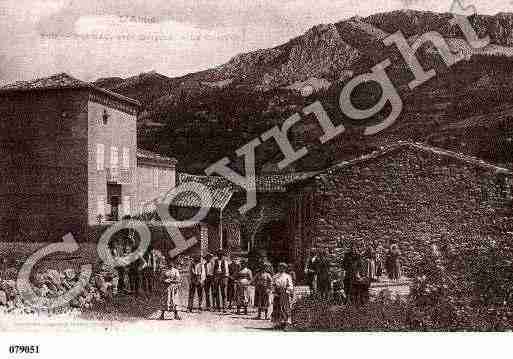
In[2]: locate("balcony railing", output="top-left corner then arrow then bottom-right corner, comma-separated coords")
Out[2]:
106,168 -> 132,184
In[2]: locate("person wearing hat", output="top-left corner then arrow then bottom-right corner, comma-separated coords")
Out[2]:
160,259 -> 181,320
228,257 -> 241,309
258,250 -> 274,276
271,262 -> 294,329
304,248 -> 318,293
213,249 -> 230,312
187,255 -> 206,312
316,250 -> 331,300
342,243 -> 362,304
203,253 -> 215,311
253,263 -> 273,320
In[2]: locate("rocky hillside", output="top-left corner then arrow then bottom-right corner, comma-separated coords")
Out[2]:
94,9 -> 513,174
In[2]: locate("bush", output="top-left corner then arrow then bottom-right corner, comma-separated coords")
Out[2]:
292,234 -> 513,331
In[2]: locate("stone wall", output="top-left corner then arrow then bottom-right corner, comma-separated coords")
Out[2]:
0,89 -> 90,242
288,145 -> 513,276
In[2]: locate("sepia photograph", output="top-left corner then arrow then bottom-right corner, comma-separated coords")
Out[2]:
0,0 -> 512,357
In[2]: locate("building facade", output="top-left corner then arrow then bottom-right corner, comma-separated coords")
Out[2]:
0,73 -> 176,242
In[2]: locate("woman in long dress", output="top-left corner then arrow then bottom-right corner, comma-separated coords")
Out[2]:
160,259 -> 182,320
235,260 -> 252,315
271,262 -> 294,329
363,247 -> 377,282
316,252 -> 331,300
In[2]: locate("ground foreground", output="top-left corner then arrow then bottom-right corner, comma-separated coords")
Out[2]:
0,281 -> 410,332
0,307 -> 274,333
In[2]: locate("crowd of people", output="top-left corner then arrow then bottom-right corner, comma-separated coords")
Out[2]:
304,243 -> 403,305
176,249 -> 296,329
105,236 -> 297,328
0,235 -> 403,330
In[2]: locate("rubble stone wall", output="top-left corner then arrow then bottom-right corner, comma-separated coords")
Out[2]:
289,146 -> 513,276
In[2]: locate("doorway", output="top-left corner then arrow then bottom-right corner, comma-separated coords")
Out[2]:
254,220 -> 290,266
107,183 -> 122,221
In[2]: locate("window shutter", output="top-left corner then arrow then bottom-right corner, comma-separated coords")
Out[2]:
111,146 -> 119,169
96,144 -> 105,171
154,168 -> 159,189
97,196 -> 105,216
122,147 -> 130,169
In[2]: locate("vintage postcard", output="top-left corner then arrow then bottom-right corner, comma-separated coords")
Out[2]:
0,0 -> 512,357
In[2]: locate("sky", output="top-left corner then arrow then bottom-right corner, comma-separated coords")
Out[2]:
0,0 -> 511,85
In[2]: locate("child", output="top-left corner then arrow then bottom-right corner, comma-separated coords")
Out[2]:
253,264 -> 272,320
160,260 -> 181,320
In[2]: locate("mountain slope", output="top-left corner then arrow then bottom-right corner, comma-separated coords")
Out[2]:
95,10 -> 513,173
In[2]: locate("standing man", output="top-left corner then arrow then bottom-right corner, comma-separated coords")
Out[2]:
342,243 -> 361,304
160,259 -> 182,320
203,253 -> 215,311
111,239 -> 126,294
187,255 -> 205,312
304,248 -> 318,293
228,257 -> 241,309
271,263 -> 294,330
235,259 -> 252,315
316,250 -> 331,300
142,245 -> 160,294
128,249 -> 145,296
258,251 -> 274,275
213,249 -> 230,312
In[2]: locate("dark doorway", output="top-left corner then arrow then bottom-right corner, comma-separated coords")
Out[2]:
254,220 -> 289,267
222,227 -> 228,250
107,183 -> 122,221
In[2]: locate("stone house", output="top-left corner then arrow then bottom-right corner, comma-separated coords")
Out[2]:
284,142 -> 513,278
0,73 -> 176,242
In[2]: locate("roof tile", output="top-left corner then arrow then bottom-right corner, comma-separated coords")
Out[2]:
0,72 -> 141,107
1,73 -> 89,91
137,148 -> 177,164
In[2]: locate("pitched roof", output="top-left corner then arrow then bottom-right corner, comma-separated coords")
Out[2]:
174,171 -> 318,210
253,172 -> 319,192
1,72 -> 89,91
309,141 -> 512,183
175,173 -> 234,210
136,148 -> 177,166
0,73 -> 140,107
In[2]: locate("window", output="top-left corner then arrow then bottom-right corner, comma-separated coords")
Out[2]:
154,168 -> 159,189
102,109 -> 110,125
122,196 -> 131,216
97,196 -> 105,216
122,147 -> 130,169
222,228 -> 228,250
96,144 -> 105,171
110,146 -> 118,169
59,111 -> 70,133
